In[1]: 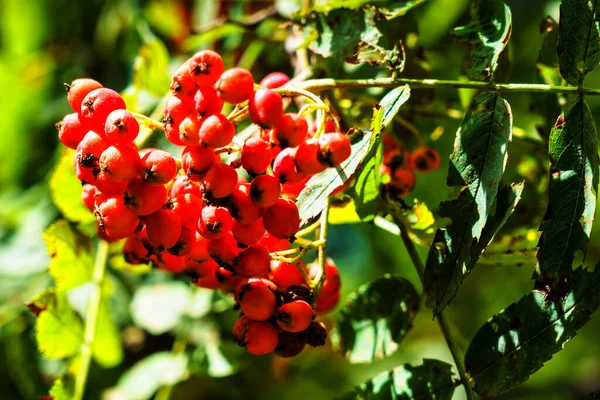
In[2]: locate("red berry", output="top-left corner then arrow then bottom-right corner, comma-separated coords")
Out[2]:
263,198 -> 300,239
170,174 -> 203,198
66,78 -> 103,113
277,300 -> 313,333
75,158 -> 95,183
170,61 -> 197,98
95,196 -> 138,234
234,244 -> 270,277
168,225 -> 196,256
318,132 -> 351,167
207,233 -> 239,267
309,258 -> 341,297
260,72 -> 289,89
57,113 -> 89,149
198,114 -> 235,148
275,113 -> 308,148
99,145 -> 141,182
203,163 -> 238,199
275,332 -> 305,358
216,67 -> 254,104
194,86 -> 223,118
181,146 -> 218,181
236,278 -> 277,321
228,186 -> 261,225
81,184 -> 98,212
241,137 -> 272,175
187,232 -> 210,263
104,109 -> 139,145
93,170 -> 128,195
249,175 -> 281,208
187,50 -> 224,87
80,88 -> 126,133
232,218 -> 266,245
145,209 -> 182,250
249,88 -> 284,128
76,131 -> 108,168
315,291 -> 340,315
139,149 -> 176,184
259,232 -> 290,252
163,96 -> 194,146
295,139 -> 326,174
156,253 -> 186,274
178,114 -> 202,146
189,259 -> 222,289
197,206 -> 232,240
123,236 -> 150,264
281,176 -> 309,200
389,168 -> 415,197
242,321 -> 279,355
410,147 -> 441,172
123,178 -> 167,216
270,260 -> 307,288
273,147 -> 306,185
383,148 -> 411,170
170,193 -> 203,228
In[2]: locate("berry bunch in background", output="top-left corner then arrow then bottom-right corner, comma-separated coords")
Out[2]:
56,49 -> 351,357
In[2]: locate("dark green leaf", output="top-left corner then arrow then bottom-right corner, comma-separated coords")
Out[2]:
424,93 -> 513,315
534,97 -> 599,283
557,0 -> 600,85
337,359 -> 456,400
333,275 -> 420,363
380,85 -> 411,128
452,0 -> 512,80
466,266 -> 600,397
297,129 -> 374,226
311,0 -> 428,19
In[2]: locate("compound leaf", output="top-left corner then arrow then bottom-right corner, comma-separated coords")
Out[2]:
466,266 -> 600,397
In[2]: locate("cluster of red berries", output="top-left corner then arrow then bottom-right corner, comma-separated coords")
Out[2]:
380,135 -> 441,198
56,49 -> 349,357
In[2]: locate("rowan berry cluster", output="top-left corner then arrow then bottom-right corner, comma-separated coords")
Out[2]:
56,49 -> 349,357
380,134 -> 441,199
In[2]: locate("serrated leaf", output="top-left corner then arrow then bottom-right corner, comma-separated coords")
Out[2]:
49,379 -> 72,400
535,97 -> 598,283
49,149 -> 96,224
424,92 -> 513,315
44,220 -> 93,291
465,266 -> 600,397
558,0 -> 600,85
333,275 -> 420,363
29,289 -> 83,359
297,130 -> 374,226
337,359 -> 456,400
452,0 -> 512,80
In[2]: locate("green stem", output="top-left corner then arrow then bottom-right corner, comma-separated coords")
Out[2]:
73,240 -> 110,400
313,203 -> 330,294
154,331 -> 189,400
298,77 -> 600,95
393,216 -> 476,400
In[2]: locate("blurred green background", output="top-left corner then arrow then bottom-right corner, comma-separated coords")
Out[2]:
0,0 -> 599,399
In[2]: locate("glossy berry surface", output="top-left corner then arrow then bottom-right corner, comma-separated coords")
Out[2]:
263,198 -> 300,239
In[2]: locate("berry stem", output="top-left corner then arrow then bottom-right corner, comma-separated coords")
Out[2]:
73,239 -> 110,400
131,112 -> 164,132
312,203 -> 330,294
392,215 -> 476,400
295,220 -> 321,238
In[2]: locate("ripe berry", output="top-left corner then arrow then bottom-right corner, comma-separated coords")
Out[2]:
178,114 -> 202,146
203,163 -> 238,199
76,131 -> 108,168
234,244 -> 270,277
171,174 -> 203,198
194,86 -> 223,118
277,300 -> 313,333
187,232 -> 210,263
123,236 -> 150,264
263,198 -> 300,239
170,193 -> 203,228
95,196 -> 138,233
309,258 -> 341,297
189,259 -> 222,289
315,291 -> 340,315
237,278 -> 277,321
295,139 -> 326,174
81,184 -> 98,212
275,113 -> 308,148
250,175 -> 281,208
181,146 -> 218,181
270,260 -> 307,288
163,96 -> 194,146
187,50 -> 224,87
228,186 -> 261,225
170,61 -> 197,98
411,147 -> 441,172
260,72 -> 290,89
275,332 -> 305,358
66,78 -> 103,113
168,225 -> 196,256
104,109 -> 139,145
139,149 -> 176,184
99,145 -> 141,182
241,138 -> 272,175
156,253 -> 186,274
232,218 -> 266,245
242,321 -> 279,355
145,209 -> 182,250
123,178 -> 167,216
299,321 -> 328,347
384,148 -> 411,170
75,157 -> 95,183
93,170 -> 128,195
282,176 -> 309,199
198,114 -> 235,148
197,206 -> 232,240
57,113 -> 89,149
80,88 -> 127,133
259,232 -> 291,252
318,132 -> 351,167
216,67 -> 254,104
389,168 -> 416,197
273,147 -> 306,185
207,233 -> 239,267
249,88 -> 284,128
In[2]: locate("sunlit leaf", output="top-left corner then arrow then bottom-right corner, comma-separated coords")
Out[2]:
452,0 -> 512,80
338,359 -> 456,399
310,0 -> 428,19
534,97 -> 598,283
380,85 -> 412,127
132,37 -> 170,96
466,266 -> 600,397
557,0 -> 600,85
48,379 -> 72,400
329,200 -> 361,224
333,275 -> 420,363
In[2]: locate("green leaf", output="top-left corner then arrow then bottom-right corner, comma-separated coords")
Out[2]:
465,266 -> 600,397
557,0 -> 600,85
92,300 -> 124,368
338,359 -> 456,400
297,129 -> 374,226
44,220 -> 93,291
329,200 -> 362,224
49,379 -> 72,400
113,352 -> 189,400
534,97 -> 598,283
132,37 -> 170,96
49,149 -> 96,225
310,0 -> 428,19
333,275 -> 420,363
380,85 -> 412,127
424,92 -> 513,315
452,0 -> 512,80
27,289 -> 83,359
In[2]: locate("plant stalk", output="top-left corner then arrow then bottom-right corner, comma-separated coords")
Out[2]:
73,239 -> 110,400
312,203 -> 330,294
